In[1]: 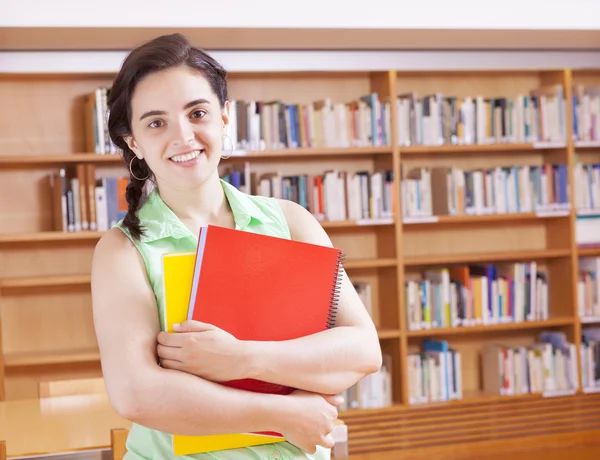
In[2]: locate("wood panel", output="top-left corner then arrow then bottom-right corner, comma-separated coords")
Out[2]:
0,76 -> 114,154
342,393 -> 600,459
2,27 -> 599,51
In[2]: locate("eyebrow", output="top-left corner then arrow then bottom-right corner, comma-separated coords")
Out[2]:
139,98 -> 211,121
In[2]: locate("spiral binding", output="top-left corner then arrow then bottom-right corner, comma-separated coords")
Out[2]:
326,251 -> 346,329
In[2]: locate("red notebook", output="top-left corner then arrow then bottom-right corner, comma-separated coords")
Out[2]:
187,224 -> 344,396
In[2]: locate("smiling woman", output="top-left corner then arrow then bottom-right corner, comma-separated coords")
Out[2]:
90,33 -> 382,460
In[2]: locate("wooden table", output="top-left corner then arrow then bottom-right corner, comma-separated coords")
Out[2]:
0,393 -> 131,458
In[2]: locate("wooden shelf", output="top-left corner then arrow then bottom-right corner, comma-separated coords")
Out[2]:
0,231 -> 105,245
321,218 -> 395,228
407,317 -> 575,337
377,329 -> 401,339
0,274 -> 91,290
0,153 -> 123,167
0,146 -> 392,168
403,212 -> 569,226
4,349 -> 100,367
228,145 -> 392,159
0,217 -> 395,245
406,388 -> 580,410
404,249 -> 571,266
578,246 -> 600,257
399,142 -> 566,155
343,258 -> 397,269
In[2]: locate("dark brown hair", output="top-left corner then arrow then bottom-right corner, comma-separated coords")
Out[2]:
107,33 -> 228,240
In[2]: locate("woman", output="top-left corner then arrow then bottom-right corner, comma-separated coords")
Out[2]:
91,33 -> 382,459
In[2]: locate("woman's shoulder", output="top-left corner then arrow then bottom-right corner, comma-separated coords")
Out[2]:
93,227 -> 141,268
274,199 -> 333,247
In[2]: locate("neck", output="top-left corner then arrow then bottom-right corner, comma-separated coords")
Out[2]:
156,171 -> 231,227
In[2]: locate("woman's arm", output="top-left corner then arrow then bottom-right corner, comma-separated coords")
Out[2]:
156,200 -> 383,395
91,227 -> 338,441
239,199 -> 383,395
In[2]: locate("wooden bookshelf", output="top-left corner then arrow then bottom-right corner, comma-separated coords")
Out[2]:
0,65 -> 599,428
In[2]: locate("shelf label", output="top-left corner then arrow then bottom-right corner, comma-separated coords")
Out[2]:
403,216 -> 439,224
575,140 -> 600,148
535,210 -> 570,218
533,141 -> 566,149
356,218 -> 394,226
542,389 -> 576,398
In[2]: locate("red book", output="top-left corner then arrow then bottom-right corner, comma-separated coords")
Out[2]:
187,224 -> 344,396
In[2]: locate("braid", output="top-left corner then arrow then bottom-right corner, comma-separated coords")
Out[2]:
121,151 -> 151,240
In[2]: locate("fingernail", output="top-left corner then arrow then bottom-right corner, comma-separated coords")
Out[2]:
173,323 -> 180,330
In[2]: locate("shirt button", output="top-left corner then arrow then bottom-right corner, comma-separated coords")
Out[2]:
271,451 -> 281,459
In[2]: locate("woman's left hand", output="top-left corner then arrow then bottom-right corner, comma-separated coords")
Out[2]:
156,320 -> 248,382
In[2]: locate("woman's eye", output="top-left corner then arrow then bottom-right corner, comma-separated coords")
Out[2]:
191,110 -> 206,119
149,120 -> 164,128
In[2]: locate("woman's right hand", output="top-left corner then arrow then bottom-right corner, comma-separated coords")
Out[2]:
279,389 -> 344,454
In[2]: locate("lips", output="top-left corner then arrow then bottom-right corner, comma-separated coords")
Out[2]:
170,149 -> 204,163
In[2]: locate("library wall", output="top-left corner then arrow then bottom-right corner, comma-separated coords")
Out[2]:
2,16 -> 600,458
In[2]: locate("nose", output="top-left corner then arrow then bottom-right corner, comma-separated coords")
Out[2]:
171,117 -> 195,147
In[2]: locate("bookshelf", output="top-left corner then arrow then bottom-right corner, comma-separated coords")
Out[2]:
1,65 -> 600,423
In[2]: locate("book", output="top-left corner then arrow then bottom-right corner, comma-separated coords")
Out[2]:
187,224 -> 343,394
162,251 -> 286,455
161,225 -> 344,455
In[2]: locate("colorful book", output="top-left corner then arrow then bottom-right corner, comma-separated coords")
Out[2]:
161,226 -> 344,455
162,251 -> 285,455
187,224 -> 343,395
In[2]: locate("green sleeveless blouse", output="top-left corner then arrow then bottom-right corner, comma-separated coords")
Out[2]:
115,178 -> 330,460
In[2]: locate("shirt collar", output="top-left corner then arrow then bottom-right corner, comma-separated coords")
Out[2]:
137,178 -> 270,243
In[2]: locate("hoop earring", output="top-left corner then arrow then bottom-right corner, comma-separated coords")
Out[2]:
129,157 -> 150,181
221,134 -> 234,159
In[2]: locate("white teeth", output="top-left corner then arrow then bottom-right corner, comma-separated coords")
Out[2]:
171,150 -> 201,163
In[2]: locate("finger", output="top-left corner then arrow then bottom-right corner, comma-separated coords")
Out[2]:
157,331 -> 182,346
160,358 -> 183,370
302,444 -> 317,455
173,320 -> 214,333
157,344 -> 182,361
321,433 -> 335,449
323,394 -> 344,406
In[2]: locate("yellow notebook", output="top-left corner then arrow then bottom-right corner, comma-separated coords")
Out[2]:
161,251 -> 285,455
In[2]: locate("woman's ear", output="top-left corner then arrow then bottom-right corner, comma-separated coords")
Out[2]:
221,100 -> 231,135
124,135 -> 142,158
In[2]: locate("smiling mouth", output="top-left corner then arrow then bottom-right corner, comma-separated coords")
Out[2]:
170,149 -> 204,163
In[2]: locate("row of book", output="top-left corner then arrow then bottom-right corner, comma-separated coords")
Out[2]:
48,165 -> 153,233
84,87 -> 121,155
407,339 -> 462,404
397,85 -> 566,147
407,332 -> 583,405
573,84 -> 600,143
481,331 -> 578,397
401,164 -> 570,219
581,327 -> 600,390
227,94 -> 391,151
84,84 -> 585,154
338,354 -> 394,411
405,263 -> 549,331
222,164 -> 395,223
574,162 -> 600,213
578,257 -> 600,319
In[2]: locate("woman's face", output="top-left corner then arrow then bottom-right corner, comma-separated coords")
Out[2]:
125,65 -> 229,189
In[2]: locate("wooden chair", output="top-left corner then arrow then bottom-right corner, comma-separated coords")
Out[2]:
0,440 -> 6,460
110,421 -> 348,459
38,377 -> 105,398
111,428 -> 129,460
